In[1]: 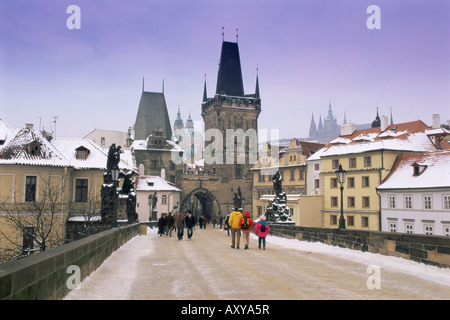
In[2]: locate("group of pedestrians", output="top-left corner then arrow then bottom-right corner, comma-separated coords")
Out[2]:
157,211 -> 196,241
227,208 -> 270,250
157,209 -> 270,249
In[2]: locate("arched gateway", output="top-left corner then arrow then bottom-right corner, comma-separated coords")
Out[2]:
180,187 -> 221,222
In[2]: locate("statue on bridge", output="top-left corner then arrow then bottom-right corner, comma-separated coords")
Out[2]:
265,170 -> 293,224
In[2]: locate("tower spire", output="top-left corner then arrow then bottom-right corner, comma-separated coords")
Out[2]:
254,66 -> 260,99
203,74 -> 208,102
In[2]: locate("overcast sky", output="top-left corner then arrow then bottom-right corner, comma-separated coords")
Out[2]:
1,0 -> 449,141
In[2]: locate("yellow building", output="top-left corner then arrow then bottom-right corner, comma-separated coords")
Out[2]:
0,121 -> 133,262
318,119 -> 449,231
251,138 -> 324,224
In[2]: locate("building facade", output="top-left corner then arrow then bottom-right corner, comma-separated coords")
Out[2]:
378,150 -> 450,236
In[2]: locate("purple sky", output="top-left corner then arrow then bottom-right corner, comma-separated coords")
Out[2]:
1,0 -> 449,140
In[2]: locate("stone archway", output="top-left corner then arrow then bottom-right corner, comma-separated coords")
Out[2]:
180,188 -> 221,222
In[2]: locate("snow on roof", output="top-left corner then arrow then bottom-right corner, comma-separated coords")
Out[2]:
310,120 -> 449,158
0,118 -> 14,142
135,175 -> 181,192
0,126 -> 133,171
377,150 -> 450,190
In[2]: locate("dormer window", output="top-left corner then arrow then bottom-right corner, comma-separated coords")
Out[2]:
75,146 -> 90,160
412,162 -> 427,176
24,140 -> 42,156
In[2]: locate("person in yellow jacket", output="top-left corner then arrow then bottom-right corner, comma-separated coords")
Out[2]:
228,208 -> 243,249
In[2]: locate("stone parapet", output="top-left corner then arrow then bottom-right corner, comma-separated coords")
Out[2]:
269,225 -> 450,268
0,223 -> 143,300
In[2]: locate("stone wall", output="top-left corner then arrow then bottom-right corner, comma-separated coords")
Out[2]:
0,223 -> 143,300
269,225 -> 450,268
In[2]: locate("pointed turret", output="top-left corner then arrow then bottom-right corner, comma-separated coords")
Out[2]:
254,72 -> 260,99
215,41 -> 244,96
371,107 -> 381,128
203,75 -> 208,102
309,113 -> 318,140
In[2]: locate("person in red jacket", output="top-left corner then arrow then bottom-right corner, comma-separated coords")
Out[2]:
254,215 -> 270,250
239,211 -> 254,250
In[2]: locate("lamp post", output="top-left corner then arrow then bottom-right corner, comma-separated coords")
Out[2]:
336,164 -> 346,229
111,163 -> 120,228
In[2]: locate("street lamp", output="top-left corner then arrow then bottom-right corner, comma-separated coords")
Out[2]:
111,163 -> 120,228
335,164 -> 346,229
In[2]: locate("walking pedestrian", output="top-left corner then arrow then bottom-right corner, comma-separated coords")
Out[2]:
254,215 -> 270,250
219,215 -> 223,229
175,212 -> 185,241
202,216 -> 208,229
228,208 -> 243,249
166,212 -> 175,237
239,211 -> 254,250
212,217 -> 217,229
157,214 -> 166,237
185,211 -> 195,240
198,216 -> 203,229
224,213 -> 231,236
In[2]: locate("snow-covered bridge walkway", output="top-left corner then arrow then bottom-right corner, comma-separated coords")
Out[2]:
64,227 -> 450,300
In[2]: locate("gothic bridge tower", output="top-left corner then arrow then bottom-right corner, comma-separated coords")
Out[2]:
180,36 -> 261,220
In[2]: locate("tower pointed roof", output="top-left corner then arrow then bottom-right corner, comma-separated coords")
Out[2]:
134,90 -> 172,140
203,75 -> 208,102
254,72 -> 260,99
309,113 -> 318,139
215,41 -> 244,96
174,106 -> 184,130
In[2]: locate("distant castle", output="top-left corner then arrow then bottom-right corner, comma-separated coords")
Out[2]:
308,102 -> 341,143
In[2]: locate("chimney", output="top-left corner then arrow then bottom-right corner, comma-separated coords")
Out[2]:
340,122 -> 356,136
432,114 -> 440,128
160,168 -> 166,181
25,123 -> 34,129
381,115 -> 389,131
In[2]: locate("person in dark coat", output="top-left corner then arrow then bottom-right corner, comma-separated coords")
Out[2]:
174,212 -> 186,241
157,214 -> 166,237
185,211 -> 195,240
166,212 -> 175,236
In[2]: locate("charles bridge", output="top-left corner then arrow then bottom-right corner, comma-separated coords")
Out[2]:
1,222 -> 449,300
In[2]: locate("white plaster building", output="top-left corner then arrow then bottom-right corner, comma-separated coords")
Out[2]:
377,150 -> 450,236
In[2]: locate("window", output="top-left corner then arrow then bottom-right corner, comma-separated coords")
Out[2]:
101,137 -> 106,147
314,179 -> 320,189
364,156 -> 372,167
151,160 -> 158,169
389,195 -> 396,209
362,176 -> 370,187
290,170 -> 295,180
76,147 -> 89,160
299,170 -> 305,180
423,195 -> 432,210
362,216 -> 369,228
443,195 -> 450,210
75,179 -> 88,202
362,196 -> 370,208
349,158 -> 356,168
389,222 -> 397,233
314,163 -> 320,171
405,223 -> 414,234
424,225 -> 434,235
347,177 -> 355,188
444,226 -> 450,237
162,195 -> 167,204
404,195 -> 412,209
347,216 -> 354,226
330,215 -> 337,225
25,176 -> 37,202
331,197 -> 338,207
332,160 -> 339,169
348,197 -> 355,208
330,178 -> 338,188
